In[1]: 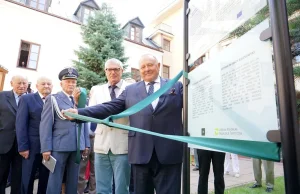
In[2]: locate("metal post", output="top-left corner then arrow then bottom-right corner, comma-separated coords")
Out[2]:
269,0 -> 300,193
182,0 -> 190,194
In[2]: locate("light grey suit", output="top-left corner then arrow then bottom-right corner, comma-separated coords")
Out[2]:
40,91 -> 90,194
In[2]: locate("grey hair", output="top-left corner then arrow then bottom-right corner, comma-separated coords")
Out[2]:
138,54 -> 158,66
36,76 -> 52,84
11,75 -> 28,82
104,58 -> 123,69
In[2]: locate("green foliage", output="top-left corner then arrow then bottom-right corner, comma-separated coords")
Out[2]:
74,3 -> 128,90
293,66 -> 300,78
230,1 -> 300,40
210,176 -> 285,194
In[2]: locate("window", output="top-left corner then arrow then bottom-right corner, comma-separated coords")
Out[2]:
82,8 -> 94,25
190,54 -> 206,72
130,26 -> 141,42
17,41 -> 41,70
27,0 -> 48,11
162,39 -> 170,51
131,68 -> 141,82
163,65 -> 170,79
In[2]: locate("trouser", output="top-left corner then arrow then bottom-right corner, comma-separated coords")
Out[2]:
224,153 -> 239,173
197,149 -> 225,194
252,158 -> 274,188
0,140 -> 22,194
77,137 -> 96,194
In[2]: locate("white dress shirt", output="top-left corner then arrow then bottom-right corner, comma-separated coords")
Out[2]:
144,76 -> 161,109
38,92 -> 46,103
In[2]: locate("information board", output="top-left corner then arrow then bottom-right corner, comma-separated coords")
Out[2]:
188,20 -> 278,145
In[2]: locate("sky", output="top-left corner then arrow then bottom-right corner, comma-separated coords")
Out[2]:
96,0 -> 165,27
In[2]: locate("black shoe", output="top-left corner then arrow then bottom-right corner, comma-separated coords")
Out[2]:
84,181 -> 89,193
249,183 -> 262,188
5,182 -> 11,188
192,167 -> 199,171
266,188 -> 273,192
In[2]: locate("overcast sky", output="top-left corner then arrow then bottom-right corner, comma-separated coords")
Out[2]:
95,0 -> 178,27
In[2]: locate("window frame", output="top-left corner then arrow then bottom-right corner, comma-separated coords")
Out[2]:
162,38 -> 171,52
131,68 -> 141,82
162,65 -> 170,79
81,7 -> 95,24
129,25 -> 141,42
17,40 -> 41,71
27,0 -> 49,12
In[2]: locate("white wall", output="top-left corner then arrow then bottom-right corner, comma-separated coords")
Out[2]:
123,40 -> 163,74
0,1 -> 83,93
149,6 -> 184,79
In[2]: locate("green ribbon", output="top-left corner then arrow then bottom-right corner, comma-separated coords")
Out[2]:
75,88 -> 87,164
66,71 -> 281,162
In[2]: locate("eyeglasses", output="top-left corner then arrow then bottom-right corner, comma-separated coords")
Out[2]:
105,68 -> 121,72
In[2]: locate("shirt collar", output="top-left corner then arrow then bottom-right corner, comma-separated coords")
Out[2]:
38,92 -> 45,100
13,90 -> 19,99
108,80 -> 123,89
144,76 -> 161,86
62,90 -> 73,98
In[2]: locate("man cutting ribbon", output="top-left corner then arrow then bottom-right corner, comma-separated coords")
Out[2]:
63,54 -> 184,194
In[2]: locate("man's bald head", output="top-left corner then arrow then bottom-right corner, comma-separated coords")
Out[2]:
138,54 -> 160,82
10,75 -> 28,95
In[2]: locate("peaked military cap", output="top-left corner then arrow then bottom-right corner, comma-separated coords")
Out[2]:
58,67 -> 79,80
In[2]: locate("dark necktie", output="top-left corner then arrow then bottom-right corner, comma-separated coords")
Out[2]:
110,85 -> 117,100
148,82 -> 155,96
70,96 -> 75,106
42,97 -> 45,103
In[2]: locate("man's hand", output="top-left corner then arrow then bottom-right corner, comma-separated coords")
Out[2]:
62,108 -> 78,120
42,151 -> 51,161
19,150 -> 29,159
83,147 -> 89,156
73,87 -> 81,105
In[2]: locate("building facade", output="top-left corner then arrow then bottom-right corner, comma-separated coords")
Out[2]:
0,0 -> 163,92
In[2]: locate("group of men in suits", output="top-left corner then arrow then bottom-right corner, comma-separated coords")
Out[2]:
64,54 -> 184,194
1,53 -> 185,194
0,67 -> 90,194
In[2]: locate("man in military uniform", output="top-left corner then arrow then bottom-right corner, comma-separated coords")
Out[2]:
40,67 -> 90,194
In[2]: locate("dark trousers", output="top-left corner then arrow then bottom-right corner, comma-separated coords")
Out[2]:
197,149 -> 225,194
132,151 -> 181,194
21,153 -> 49,194
0,140 -> 22,194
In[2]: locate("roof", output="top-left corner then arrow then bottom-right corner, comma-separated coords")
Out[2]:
74,0 -> 100,15
124,38 -> 163,52
122,17 -> 145,29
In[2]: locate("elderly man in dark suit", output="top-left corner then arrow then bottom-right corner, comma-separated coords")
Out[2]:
16,76 -> 53,194
64,54 -> 183,194
40,67 -> 90,194
0,75 -> 28,194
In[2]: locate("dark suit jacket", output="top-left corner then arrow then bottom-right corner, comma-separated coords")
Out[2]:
16,92 -> 44,154
79,78 -> 183,164
0,90 -> 18,154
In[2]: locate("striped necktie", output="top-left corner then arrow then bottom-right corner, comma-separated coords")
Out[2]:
147,82 -> 155,96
